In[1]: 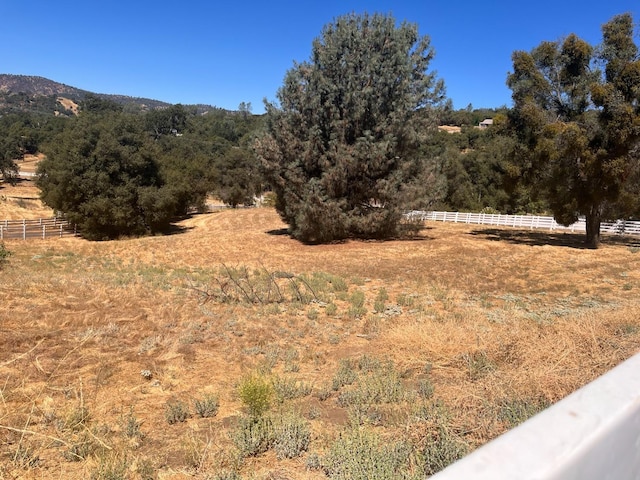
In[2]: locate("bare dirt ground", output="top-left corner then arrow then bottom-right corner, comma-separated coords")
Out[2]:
1,183 -> 639,478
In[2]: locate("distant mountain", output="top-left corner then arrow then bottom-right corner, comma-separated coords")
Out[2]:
0,74 -> 200,115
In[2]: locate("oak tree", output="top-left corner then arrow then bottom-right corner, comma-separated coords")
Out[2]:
37,112 -> 183,240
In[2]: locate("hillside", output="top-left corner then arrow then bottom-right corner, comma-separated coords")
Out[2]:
0,74 -> 197,115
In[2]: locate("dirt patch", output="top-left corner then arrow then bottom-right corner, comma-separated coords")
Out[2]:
57,96 -> 79,115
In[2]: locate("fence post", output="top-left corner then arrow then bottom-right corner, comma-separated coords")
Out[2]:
23,219 -> 26,240
42,224 -> 46,240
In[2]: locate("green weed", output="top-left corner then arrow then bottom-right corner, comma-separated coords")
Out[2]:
238,373 -> 274,417
272,376 -> 312,403
194,393 -> 220,418
273,412 -> 311,459
231,415 -> 274,457
165,399 -> 190,424
497,397 -> 549,427
322,427 -> 412,479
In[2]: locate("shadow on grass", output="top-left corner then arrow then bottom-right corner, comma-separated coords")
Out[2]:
469,228 -> 640,249
266,228 -> 289,236
265,227 -> 435,243
162,223 -> 194,236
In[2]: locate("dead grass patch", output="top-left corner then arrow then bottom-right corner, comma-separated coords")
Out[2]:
1,204 -> 639,477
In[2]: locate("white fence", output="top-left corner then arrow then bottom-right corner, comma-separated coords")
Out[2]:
0,217 -> 77,240
430,352 -> 640,480
408,211 -> 640,237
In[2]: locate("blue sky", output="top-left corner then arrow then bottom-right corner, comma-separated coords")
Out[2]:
2,1 -> 638,113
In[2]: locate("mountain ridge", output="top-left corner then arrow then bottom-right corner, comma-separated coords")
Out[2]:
0,74 -> 218,114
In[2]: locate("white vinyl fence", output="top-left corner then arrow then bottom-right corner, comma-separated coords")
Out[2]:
408,211 -> 640,237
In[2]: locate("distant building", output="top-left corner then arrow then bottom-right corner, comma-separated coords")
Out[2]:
478,118 -> 494,129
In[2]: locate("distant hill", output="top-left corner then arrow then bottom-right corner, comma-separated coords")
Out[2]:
0,74 -> 217,115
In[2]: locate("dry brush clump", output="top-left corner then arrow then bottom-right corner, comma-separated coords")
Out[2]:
1,205 -> 640,478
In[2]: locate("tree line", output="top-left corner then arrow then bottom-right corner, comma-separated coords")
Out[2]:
1,98 -> 262,240
1,12 -> 638,247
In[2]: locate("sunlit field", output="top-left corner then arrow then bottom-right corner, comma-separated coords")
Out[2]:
1,180 -> 639,478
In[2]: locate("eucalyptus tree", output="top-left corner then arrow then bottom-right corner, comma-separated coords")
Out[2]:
255,12 -> 446,243
506,13 -> 640,248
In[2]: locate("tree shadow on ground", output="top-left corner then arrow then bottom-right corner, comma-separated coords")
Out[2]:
0,177 -> 38,193
469,228 -> 640,250
266,228 -> 289,236
265,227 -> 435,243
162,224 -> 194,236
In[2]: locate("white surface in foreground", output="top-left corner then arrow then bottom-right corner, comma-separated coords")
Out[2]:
431,353 -> 640,480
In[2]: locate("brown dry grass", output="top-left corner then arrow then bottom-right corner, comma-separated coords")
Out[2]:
1,183 -> 640,478
0,174 -> 53,220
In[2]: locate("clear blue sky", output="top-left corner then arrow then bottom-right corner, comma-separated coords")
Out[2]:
2,0 -> 638,113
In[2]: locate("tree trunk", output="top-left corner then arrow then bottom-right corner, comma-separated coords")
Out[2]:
585,208 -> 601,249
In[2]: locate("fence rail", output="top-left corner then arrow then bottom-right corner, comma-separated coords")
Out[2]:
4,211 -> 640,241
0,217 -> 77,240
431,352 -> 640,480
408,211 -> 640,237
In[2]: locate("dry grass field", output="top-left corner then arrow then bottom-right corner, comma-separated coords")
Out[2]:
1,180 -> 640,479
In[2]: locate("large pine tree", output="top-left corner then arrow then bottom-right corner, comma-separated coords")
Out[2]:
255,13 -> 445,243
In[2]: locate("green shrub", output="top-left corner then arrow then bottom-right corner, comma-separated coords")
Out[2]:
332,359 -> 358,391
63,432 -> 96,461
349,290 -> 366,309
411,403 -> 469,476
337,366 -> 405,407
419,425 -> 468,475
65,405 -> 91,432
165,399 -> 190,424
11,444 -> 40,468
374,288 -> 388,313
348,290 -> 367,318
323,427 -> 412,479
120,409 -> 143,439
273,412 -> 311,459
0,242 -> 10,269
396,293 -> 415,307
194,393 -> 220,418
211,470 -> 243,480
334,356 -> 406,408
238,373 -> 274,417
272,376 -> 312,403
231,415 -> 274,457
498,397 -> 549,427
416,378 -> 435,400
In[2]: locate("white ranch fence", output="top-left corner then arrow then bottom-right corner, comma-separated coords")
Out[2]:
408,211 -> 640,237
0,217 -> 77,240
